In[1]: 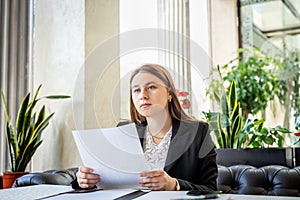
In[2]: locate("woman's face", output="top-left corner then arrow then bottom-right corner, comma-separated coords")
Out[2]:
131,72 -> 170,118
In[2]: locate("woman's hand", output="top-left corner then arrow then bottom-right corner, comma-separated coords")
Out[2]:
76,166 -> 100,189
139,170 -> 177,191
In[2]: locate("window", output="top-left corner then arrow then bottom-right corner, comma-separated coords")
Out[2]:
119,0 -> 211,120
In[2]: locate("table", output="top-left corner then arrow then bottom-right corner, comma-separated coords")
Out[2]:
0,185 -> 299,200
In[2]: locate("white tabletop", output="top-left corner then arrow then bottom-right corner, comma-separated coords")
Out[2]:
0,185 -> 299,200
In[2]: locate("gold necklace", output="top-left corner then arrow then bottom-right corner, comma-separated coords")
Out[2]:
147,126 -> 165,140
152,135 -> 164,140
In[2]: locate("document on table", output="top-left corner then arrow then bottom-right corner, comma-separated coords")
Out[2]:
0,185 -> 72,200
72,123 -> 149,189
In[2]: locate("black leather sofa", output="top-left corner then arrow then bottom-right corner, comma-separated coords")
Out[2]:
11,165 -> 300,196
218,165 -> 300,196
8,148 -> 300,196
216,148 -> 300,196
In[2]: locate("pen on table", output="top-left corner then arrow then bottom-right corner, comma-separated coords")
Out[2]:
171,193 -> 221,200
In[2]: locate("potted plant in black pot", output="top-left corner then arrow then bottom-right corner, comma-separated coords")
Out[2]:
204,79 -> 292,168
1,85 -> 70,188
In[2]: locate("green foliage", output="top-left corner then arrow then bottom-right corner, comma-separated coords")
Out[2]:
1,85 -> 70,172
276,50 -> 300,118
239,118 -> 291,148
295,115 -> 300,131
203,80 -> 243,148
207,48 -> 282,117
204,79 -> 291,149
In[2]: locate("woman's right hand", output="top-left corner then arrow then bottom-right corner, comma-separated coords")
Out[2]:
76,166 -> 100,188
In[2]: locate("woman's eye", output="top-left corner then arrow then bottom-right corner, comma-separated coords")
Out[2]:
133,88 -> 140,93
148,85 -> 156,90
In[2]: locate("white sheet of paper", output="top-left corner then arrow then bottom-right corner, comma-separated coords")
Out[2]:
72,123 -> 148,189
0,185 -> 72,200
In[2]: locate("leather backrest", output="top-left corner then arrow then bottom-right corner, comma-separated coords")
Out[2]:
295,148 -> 300,167
12,168 -> 78,187
216,148 -> 289,168
217,165 -> 300,196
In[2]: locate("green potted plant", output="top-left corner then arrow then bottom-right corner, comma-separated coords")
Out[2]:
239,118 -> 291,148
275,50 -> 300,129
1,84 -> 70,188
203,80 -> 242,149
208,48 -> 282,118
204,79 -> 293,167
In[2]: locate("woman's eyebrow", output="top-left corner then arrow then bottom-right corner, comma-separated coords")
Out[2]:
132,81 -> 157,88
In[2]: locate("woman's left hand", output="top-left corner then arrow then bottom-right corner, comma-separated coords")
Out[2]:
139,170 -> 177,191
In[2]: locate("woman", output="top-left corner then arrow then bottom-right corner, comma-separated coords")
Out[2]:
74,64 -> 218,191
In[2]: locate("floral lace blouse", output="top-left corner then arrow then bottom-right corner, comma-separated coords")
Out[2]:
143,126 -> 172,170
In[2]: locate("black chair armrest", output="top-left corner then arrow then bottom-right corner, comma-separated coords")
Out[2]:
12,168 -> 78,187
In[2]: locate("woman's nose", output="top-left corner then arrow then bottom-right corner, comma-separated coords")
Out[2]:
139,88 -> 149,100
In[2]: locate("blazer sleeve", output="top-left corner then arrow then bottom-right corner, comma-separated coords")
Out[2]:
170,121 -> 218,191
177,147 -> 217,191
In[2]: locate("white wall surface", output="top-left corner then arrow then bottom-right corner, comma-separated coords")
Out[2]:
32,0 -> 85,171
210,0 -> 239,66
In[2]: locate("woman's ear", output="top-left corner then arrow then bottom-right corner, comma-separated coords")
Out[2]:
168,94 -> 172,102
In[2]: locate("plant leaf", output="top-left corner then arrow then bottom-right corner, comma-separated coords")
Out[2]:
229,80 -> 237,113
43,95 -> 71,99
16,93 -> 30,136
218,114 -> 227,148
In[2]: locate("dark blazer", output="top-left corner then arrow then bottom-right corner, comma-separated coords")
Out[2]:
118,118 -> 218,191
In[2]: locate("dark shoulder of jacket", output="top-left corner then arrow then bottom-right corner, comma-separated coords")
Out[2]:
116,120 -> 130,127
178,118 -> 209,128
116,120 -> 147,127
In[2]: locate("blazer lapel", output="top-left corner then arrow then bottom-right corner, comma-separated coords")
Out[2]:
164,119 -> 199,172
134,120 -> 199,173
135,123 -> 146,146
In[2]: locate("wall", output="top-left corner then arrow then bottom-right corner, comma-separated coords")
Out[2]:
32,0 -> 120,171
210,0 -> 239,67
85,0 -> 120,129
31,0 -> 85,171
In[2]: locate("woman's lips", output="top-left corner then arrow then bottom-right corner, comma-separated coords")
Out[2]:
140,103 -> 151,108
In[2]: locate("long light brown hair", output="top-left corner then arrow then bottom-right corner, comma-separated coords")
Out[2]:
129,64 -> 193,124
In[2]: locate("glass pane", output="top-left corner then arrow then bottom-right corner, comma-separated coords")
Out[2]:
252,0 -> 299,31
